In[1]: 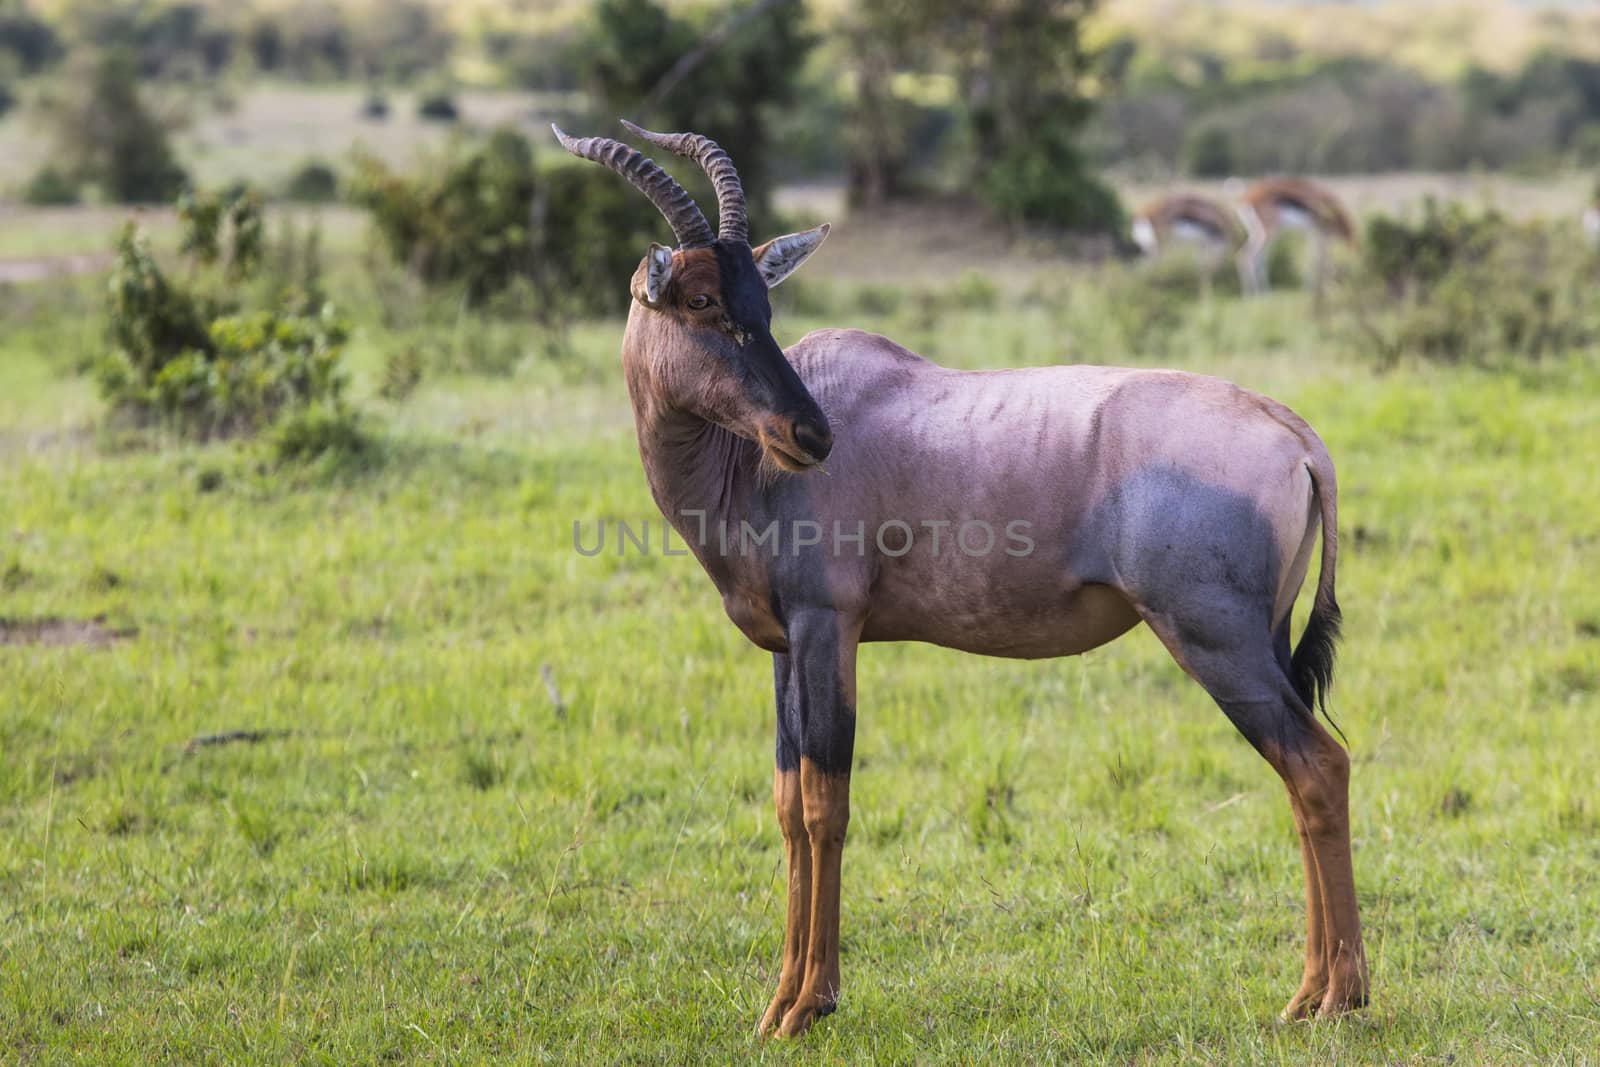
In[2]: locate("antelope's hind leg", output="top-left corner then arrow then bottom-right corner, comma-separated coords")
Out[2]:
1140,608 -> 1368,1019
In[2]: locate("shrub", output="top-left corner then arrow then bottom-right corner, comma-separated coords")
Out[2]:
378,346 -> 424,402
1341,203 -> 1598,367
348,127 -> 664,312
415,86 -> 458,122
1360,200 -> 1501,297
0,80 -> 13,120
99,190 -> 353,438
282,160 -> 339,202
0,7 -> 62,73
21,164 -> 80,206
982,125 -> 1125,234
177,187 -> 263,279
270,403 -> 370,466
1182,125 -> 1234,178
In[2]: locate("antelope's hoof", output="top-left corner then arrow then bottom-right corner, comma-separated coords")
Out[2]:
756,991 -> 795,1038
1317,981 -> 1370,1018
1278,978 -> 1328,1023
1279,978 -> 1368,1024
774,993 -> 837,1038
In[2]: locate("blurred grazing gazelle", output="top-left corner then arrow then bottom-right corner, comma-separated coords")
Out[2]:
1235,177 -> 1356,296
554,122 -> 1369,1038
1131,193 -> 1245,279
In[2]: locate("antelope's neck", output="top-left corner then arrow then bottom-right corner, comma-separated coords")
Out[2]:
621,340 -> 759,577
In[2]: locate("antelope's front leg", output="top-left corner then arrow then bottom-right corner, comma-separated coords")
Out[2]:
762,612 -> 858,1039
757,655 -> 811,1035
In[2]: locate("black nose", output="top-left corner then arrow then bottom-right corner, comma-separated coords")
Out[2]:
792,421 -> 833,462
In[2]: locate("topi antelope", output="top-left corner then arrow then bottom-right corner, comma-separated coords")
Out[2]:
554,122 -> 1369,1038
1235,177 -> 1355,296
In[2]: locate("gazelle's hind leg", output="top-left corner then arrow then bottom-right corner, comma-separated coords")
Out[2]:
1135,605 -> 1368,1019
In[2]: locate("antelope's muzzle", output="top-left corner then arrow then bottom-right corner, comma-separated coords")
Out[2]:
761,414 -> 833,472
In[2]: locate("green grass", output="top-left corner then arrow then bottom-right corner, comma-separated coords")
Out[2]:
2,229 -> 1599,1064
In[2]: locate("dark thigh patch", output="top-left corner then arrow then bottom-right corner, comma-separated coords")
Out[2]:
1070,465 -> 1280,630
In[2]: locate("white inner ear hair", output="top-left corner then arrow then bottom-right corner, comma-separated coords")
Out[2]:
646,245 -> 674,304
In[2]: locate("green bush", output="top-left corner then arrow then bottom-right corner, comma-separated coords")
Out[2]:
21,164 -> 80,206
416,86 -> 458,122
349,127 -> 664,312
0,7 -> 61,73
1182,125 -> 1234,178
269,403 -> 370,466
1342,203 -> 1598,367
982,126 -> 1125,234
282,160 -> 339,202
1360,200 -> 1500,297
99,192 -> 353,439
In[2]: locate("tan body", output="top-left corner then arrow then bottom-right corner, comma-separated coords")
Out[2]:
1236,178 -> 1355,295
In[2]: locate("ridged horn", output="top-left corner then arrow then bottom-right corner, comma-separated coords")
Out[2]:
550,124 -> 714,249
621,120 -> 747,245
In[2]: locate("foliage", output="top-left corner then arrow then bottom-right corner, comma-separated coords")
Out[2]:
846,0 -> 1122,233
98,190 -> 351,438
25,0 -> 450,82
269,402 -> 370,466
177,188 -> 265,279
983,124 -> 1124,233
20,164 -> 80,206
282,160 -> 339,202
1088,38 -> 1600,176
378,345 -> 424,402
348,128 -> 665,313
1181,125 -> 1233,179
1341,203 -> 1599,367
36,49 -> 188,203
415,83 -> 459,122
581,0 -> 814,228
0,4 -> 62,73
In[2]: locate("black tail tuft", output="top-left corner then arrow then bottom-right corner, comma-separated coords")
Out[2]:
1291,591 -> 1344,742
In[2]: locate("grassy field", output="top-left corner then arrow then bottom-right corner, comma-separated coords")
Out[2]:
2,199 -> 1599,1065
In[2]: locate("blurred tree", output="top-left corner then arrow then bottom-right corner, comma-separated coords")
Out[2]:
848,0 -> 1121,232
582,0 -> 814,229
38,49 -> 188,203
838,0 -> 921,206
945,0 -> 1121,231
0,2 -> 62,73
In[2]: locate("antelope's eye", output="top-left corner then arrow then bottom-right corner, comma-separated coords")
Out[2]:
687,294 -> 713,310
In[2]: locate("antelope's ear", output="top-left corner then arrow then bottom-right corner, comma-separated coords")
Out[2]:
752,223 -> 830,289
632,243 -> 675,307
